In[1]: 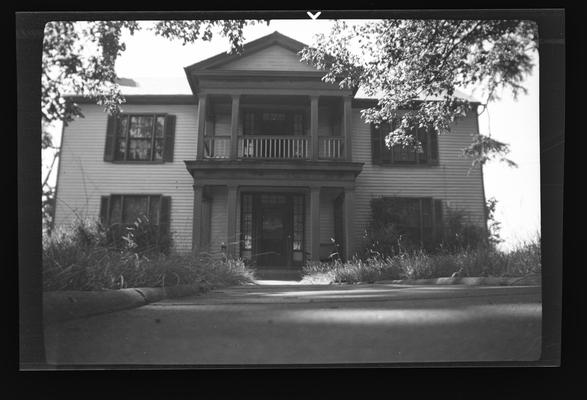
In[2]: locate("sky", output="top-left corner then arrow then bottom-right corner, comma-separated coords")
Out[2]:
43,19 -> 541,251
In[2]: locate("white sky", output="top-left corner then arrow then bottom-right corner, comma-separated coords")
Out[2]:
43,19 -> 541,251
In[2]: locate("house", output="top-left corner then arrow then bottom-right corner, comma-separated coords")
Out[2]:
54,31 -> 487,272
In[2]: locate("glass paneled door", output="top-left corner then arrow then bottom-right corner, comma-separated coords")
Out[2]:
241,193 -> 305,267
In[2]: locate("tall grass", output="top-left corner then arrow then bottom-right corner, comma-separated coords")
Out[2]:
43,218 -> 255,291
303,236 -> 541,284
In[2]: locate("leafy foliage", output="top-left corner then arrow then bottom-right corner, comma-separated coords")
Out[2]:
300,19 -> 537,166
43,218 -> 254,291
41,20 -> 262,233
303,238 -> 541,283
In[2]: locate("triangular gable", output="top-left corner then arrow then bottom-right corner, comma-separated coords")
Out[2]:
212,44 -> 317,72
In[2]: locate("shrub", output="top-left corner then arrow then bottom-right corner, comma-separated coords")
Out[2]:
43,218 -> 254,291
440,208 -> 488,252
106,215 -> 171,256
302,235 -> 541,283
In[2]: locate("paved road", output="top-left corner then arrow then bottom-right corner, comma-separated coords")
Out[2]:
44,283 -> 542,366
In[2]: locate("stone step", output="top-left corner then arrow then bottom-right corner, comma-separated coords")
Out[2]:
253,268 -> 303,281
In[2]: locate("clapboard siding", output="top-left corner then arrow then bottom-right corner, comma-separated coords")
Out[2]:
217,44 -> 317,72
54,104 -> 198,253
55,102 -> 485,258
350,108 -> 486,254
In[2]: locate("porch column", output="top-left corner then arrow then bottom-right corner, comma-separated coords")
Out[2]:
230,94 -> 240,159
196,94 -> 208,159
226,184 -> 238,257
342,96 -> 352,161
192,183 -> 204,257
310,95 -> 319,160
309,185 -> 321,261
343,186 -> 355,261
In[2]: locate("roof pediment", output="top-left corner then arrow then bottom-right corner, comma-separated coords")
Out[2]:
185,31 -> 321,75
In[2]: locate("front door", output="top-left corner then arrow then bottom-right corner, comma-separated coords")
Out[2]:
255,194 -> 291,267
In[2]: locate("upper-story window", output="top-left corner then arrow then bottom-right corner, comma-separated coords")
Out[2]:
243,110 -> 305,136
371,121 -> 439,166
104,114 -> 176,162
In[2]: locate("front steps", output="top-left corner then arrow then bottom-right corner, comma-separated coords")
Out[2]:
253,268 -> 303,281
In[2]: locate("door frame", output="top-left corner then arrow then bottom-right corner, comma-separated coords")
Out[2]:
240,190 -> 306,268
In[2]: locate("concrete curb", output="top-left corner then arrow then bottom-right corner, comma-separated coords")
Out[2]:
43,283 -> 210,325
376,274 -> 542,286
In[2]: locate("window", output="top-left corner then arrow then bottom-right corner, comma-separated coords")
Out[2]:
100,194 -> 171,253
371,121 -> 438,165
100,194 -> 169,226
243,110 -> 305,136
104,114 -> 176,162
374,197 -> 443,248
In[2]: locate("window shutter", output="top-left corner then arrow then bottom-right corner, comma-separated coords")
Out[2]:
371,124 -> 381,164
103,115 -> 117,161
434,199 -> 444,242
158,196 -> 171,253
430,130 -> 439,164
163,115 -> 176,162
99,196 -> 110,225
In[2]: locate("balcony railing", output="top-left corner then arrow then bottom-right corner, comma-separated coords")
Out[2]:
203,136 -> 231,159
239,136 -> 308,159
319,137 -> 344,160
203,135 -> 345,160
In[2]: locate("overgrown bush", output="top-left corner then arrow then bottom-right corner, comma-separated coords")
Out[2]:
440,208 -> 488,252
303,235 -> 541,283
360,198 -> 490,259
43,218 -> 254,291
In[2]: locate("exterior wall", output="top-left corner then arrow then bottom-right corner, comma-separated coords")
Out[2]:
54,101 -> 485,258
350,108 -> 486,254
53,103 -> 198,253
216,44 -> 317,72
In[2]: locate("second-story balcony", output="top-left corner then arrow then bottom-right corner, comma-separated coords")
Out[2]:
203,135 -> 345,160
195,94 -> 353,162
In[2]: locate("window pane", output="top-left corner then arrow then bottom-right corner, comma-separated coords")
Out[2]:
128,139 -> 152,161
153,138 -> 164,160
155,116 -> 165,138
418,129 -> 428,163
292,195 -> 304,251
421,198 -> 433,227
148,196 -> 160,224
122,196 -> 148,224
117,116 -> 128,138
129,116 -> 154,138
110,195 -> 122,224
115,138 -> 127,160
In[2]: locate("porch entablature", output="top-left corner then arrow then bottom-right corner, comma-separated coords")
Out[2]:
184,160 -> 364,189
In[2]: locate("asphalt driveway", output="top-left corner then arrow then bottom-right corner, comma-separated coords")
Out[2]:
44,282 -> 542,366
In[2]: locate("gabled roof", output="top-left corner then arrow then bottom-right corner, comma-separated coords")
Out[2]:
184,31 -> 310,72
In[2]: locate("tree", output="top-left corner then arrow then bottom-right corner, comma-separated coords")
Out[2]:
41,20 -> 264,232
41,19 -> 538,231
300,19 -> 538,167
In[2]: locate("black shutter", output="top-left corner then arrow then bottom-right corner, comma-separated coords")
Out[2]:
434,199 -> 444,243
99,196 -> 110,225
163,115 -> 176,162
104,115 -> 117,161
371,124 -> 381,164
430,130 -> 439,164
158,196 -> 171,253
